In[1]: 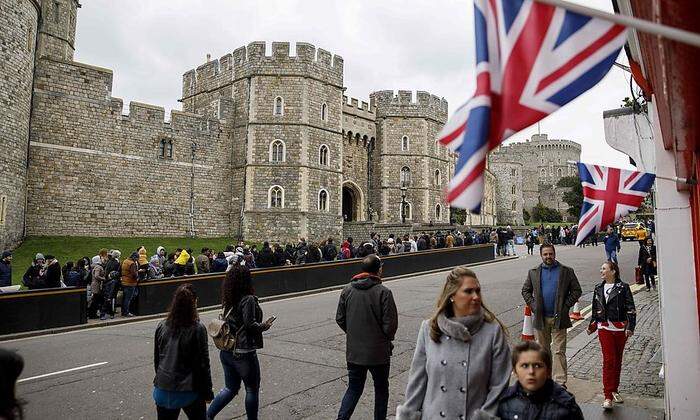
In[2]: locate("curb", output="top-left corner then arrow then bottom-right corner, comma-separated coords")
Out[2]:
566,282 -> 648,360
0,255 -> 517,342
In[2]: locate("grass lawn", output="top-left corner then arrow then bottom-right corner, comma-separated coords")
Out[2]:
9,236 -> 254,286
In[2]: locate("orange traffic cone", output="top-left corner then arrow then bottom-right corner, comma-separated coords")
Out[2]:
570,300 -> 583,321
521,305 -> 535,341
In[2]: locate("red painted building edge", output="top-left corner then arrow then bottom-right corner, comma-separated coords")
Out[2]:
693,161 -> 700,323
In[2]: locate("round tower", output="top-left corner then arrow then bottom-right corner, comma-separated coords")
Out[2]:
37,0 -> 80,61
370,90 -> 449,224
0,0 -> 41,249
228,42 -> 345,243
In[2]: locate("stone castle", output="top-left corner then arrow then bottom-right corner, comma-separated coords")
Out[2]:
488,133 -> 582,225
1,0 -> 504,249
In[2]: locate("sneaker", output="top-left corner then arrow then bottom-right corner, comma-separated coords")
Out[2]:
99,314 -> 107,321
602,399 -> 613,410
612,392 -> 624,403
124,313 -> 135,317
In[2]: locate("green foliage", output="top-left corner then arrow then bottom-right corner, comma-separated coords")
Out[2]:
556,176 -> 579,188
451,208 -> 467,225
557,176 -> 583,218
9,236 -> 256,286
530,203 -> 563,223
523,208 -> 531,223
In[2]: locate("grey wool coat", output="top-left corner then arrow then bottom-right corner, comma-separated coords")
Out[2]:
396,315 -> 511,420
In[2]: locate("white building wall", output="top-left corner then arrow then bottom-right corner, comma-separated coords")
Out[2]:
603,107 -> 656,173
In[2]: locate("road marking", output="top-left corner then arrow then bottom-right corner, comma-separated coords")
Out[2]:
17,361 -> 108,383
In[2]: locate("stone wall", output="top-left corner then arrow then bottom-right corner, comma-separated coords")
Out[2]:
27,58 -> 232,237
36,0 -> 78,61
0,0 -> 39,250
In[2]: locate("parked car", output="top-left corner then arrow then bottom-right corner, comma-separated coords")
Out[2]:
621,222 -> 648,241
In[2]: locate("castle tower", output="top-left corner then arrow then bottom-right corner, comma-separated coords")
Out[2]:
0,0 -> 41,249
37,0 -> 79,60
190,42 -> 345,242
370,90 -> 450,224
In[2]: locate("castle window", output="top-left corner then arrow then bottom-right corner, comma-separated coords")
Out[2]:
318,189 -> 329,212
269,140 -> 286,163
511,168 -> 516,176
401,135 -> 409,151
549,162 -> 554,175
319,144 -> 329,166
321,103 -> 328,121
435,204 -> 442,220
540,168 -> 546,177
27,23 -> 33,52
53,2 -> 60,23
273,96 -> 284,116
434,169 -> 441,186
512,201 -> 517,211
511,185 -> 516,195
159,138 -> 173,159
0,195 -> 6,226
268,186 -> 284,208
400,166 -> 411,187
557,168 -> 563,177
400,202 -> 412,221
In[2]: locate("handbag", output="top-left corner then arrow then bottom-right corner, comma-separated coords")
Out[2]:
207,306 -> 244,351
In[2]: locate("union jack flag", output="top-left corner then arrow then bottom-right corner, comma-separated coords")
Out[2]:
574,162 -> 655,246
438,0 -> 627,211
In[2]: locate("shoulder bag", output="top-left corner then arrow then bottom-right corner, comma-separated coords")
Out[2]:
207,305 -> 244,351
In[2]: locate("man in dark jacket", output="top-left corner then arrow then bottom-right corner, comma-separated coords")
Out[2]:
0,251 -> 12,287
335,255 -> 398,420
323,238 -> 338,261
521,244 -> 582,387
43,255 -> 62,288
256,242 -> 275,268
603,225 -> 621,263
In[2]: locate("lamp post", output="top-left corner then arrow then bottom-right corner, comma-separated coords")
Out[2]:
400,186 -> 407,224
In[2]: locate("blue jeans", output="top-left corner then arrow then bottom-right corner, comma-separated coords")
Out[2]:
337,363 -> 390,420
507,240 -> 516,256
121,285 -> 138,315
207,351 -> 260,420
605,249 -> 618,263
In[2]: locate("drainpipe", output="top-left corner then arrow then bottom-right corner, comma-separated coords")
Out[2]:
189,140 -> 196,237
237,76 -> 252,240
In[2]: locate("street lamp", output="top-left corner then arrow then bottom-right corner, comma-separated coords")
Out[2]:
400,186 -> 407,224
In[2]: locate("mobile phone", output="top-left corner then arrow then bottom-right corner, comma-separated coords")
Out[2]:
266,316 -> 277,324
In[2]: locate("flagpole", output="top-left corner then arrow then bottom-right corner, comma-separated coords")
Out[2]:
567,160 -> 696,185
533,0 -> 700,49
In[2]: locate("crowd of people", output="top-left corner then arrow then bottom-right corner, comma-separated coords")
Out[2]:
1,238 -> 643,419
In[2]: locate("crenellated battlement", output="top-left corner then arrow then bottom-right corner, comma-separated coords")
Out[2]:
182,41 -> 344,100
107,99 -> 220,133
342,94 -> 375,121
369,90 -> 448,122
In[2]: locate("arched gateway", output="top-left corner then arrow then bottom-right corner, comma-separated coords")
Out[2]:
342,181 -> 364,222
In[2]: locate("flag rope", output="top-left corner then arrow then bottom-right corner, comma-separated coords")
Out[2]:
566,160 -> 696,185
534,0 -> 700,48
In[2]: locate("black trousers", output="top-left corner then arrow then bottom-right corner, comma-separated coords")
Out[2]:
337,362 -> 390,420
156,398 -> 206,420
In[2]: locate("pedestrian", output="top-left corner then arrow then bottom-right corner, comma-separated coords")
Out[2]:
211,252 -> 229,273
174,248 -> 190,277
602,226 -> 621,263
497,341 -> 584,420
324,238 -> 338,261
43,255 -> 62,288
336,255 -> 398,420
0,251 -> 12,288
339,240 -> 352,260
101,250 -> 121,319
507,225 -> 516,256
148,255 -> 164,279
255,243 -> 275,268
637,238 -> 657,291
207,265 -> 275,420
521,244 -> 582,388
396,266 -> 511,420
163,253 -> 177,277
138,247 -> 150,281
196,248 -> 212,273
153,283 -> 214,419
120,252 -> 139,317
272,245 -> 286,266
89,256 -> 106,319
22,253 -> 45,289
525,230 -> 535,255
588,260 -> 636,410
306,242 -> 322,263
0,348 -> 24,420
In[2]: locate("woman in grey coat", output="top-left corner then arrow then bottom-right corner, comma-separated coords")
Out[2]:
396,267 -> 511,420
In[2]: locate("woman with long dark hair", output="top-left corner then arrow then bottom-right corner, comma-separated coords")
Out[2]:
0,349 -> 24,420
588,261 -> 636,410
396,267 -> 511,419
207,265 -> 275,420
153,283 -> 213,420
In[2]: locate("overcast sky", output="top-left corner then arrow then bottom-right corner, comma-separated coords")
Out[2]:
74,0 -> 635,168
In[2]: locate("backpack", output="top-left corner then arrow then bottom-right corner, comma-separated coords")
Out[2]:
66,270 -> 82,287
207,306 -> 244,351
325,244 -> 338,260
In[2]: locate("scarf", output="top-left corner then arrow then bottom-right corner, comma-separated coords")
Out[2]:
437,308 -> 485,342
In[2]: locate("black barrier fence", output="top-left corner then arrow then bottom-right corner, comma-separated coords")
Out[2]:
0,244 -> 494,336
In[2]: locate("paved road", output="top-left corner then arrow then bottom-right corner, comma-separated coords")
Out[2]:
2,242 -> 640,419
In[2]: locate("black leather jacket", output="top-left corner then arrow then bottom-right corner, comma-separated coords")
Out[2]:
226,295 -> 265,351
153,320 -> 214,400
590,281 -> 636,332
497,379 -> 584,420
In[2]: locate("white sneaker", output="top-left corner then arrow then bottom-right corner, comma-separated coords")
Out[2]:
602,399 -> 613,410
612,392 -> 624,403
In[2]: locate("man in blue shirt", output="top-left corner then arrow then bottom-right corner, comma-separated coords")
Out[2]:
522,244 -> 582,387
603,226 -> 621,263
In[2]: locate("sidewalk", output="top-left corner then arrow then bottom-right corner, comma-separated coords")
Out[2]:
566,286 -> 665,419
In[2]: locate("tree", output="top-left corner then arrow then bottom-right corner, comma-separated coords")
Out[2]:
558,176 -> 583,218
530,203 -> 563,223
451,208 -> 466,225
523,208 -> 531,223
